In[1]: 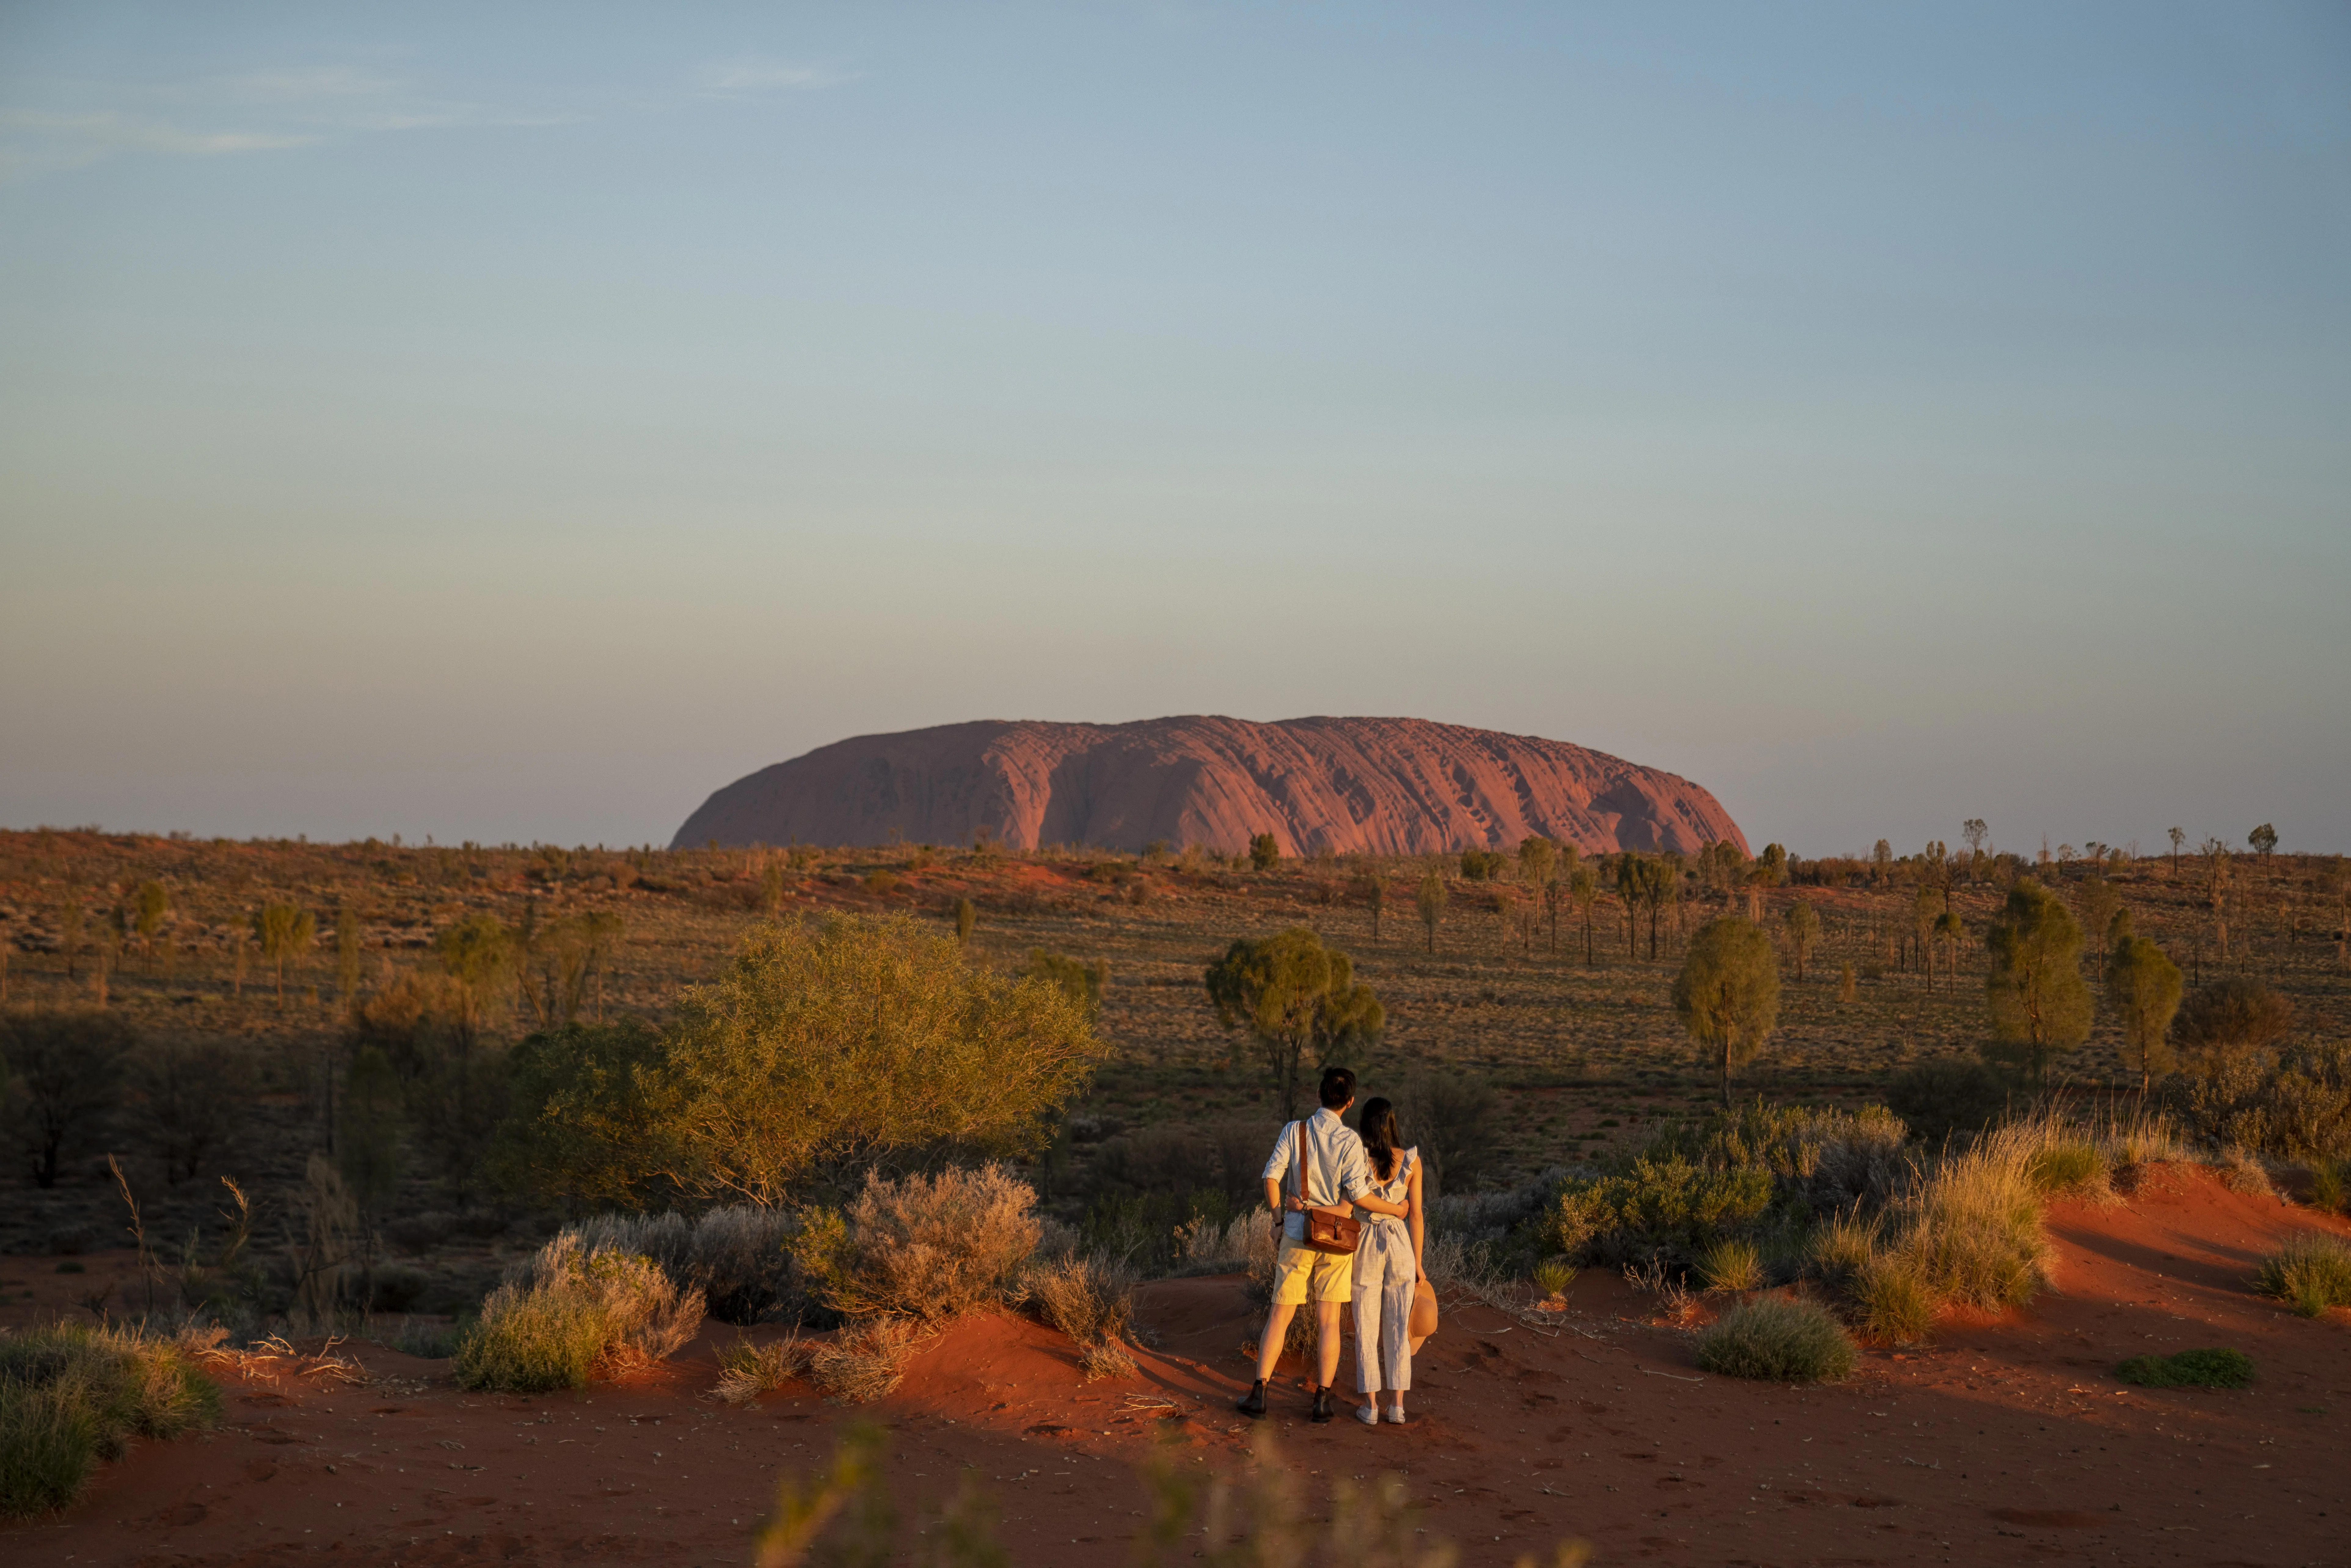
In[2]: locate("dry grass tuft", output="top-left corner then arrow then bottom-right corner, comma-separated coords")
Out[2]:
453,1236 -> 705,1392
714,1333 -> 812,1405
1026,1252 -> 1141,1381
807,1317 -> 926,1403
2218,1147 -> 2276,1198
2255,1232 -> 2351,1318
1,1321 -> 221,1518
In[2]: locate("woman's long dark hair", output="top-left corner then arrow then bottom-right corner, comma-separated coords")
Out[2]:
1359,1097 -> 1402,1182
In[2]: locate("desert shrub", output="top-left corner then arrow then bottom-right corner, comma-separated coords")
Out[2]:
2001,1111 -> 2112,1198
2116,1347 -> 2254,1389
1403,1069 -> 1501,1196
1024,950 -> 1110,1022
1885,1058 -> 2012,1146
0,1321 -> 220,1518
2164,1042 -> 2351,1161
1694,1297 -> 1857,1382
452,1236 -> 704,1392
1646,1100 -> 1909,1214
564,1205 -> 804,1325
794,1165 -> 1040,1323
2255,1233 -> 2351,1317
2175,977 -> 2294,1056
1533,1259 -> 1576,1298
1697,1239 -> 1764,1293
1549,1155 -> 1774,1270
807,1316 -> 925,1403
2218,1147 -> 2275,1197
503,916 -> 1105,1207
713,1332 -> 811,1405
1025,1252 -> 1138,1380
1,1009 -> 134,1188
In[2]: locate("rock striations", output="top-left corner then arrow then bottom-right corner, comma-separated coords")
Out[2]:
672,716 -> 1745,859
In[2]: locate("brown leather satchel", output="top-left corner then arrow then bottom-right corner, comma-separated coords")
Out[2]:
1294,1119 -> 1362,1255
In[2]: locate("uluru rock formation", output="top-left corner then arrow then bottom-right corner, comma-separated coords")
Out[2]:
672,716 -> 1745,858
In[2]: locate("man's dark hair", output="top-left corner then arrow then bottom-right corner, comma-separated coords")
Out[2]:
1318,1066 -> 1356,1110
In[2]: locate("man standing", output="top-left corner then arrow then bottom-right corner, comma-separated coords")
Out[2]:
1236,1066 -> 1410,1423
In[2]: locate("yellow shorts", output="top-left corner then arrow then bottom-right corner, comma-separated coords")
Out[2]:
1270,1238 -> 1354,1306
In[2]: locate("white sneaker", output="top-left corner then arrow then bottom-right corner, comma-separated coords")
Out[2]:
1383,1406 -> 1408,1424
1354,1404 -> 1380,1426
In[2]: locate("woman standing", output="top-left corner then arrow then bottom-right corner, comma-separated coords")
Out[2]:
1349,1096 -> 1424,1425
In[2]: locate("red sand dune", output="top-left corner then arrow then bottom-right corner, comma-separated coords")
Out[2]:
671,715 -> 1746,858
8,1166 -> 2347,1567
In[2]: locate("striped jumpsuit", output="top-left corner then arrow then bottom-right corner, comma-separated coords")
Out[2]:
1351,1146 -> 1418,1396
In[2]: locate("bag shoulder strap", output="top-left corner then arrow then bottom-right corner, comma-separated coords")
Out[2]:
1293,1118 -> 1310,1207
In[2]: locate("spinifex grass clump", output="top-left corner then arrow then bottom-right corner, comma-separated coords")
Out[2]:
1694,1296 -> 1857,1383
2115,1348 -> 2255,1389
453,1236 -> 704,1393
1696,1238 -> 1764,1293
0,1322 -> 220,1518
2255,1233 -> 2351,1318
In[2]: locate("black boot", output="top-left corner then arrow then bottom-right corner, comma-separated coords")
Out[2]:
1236,1379 -> 1269,1418
1309,1385 -> 1336,1423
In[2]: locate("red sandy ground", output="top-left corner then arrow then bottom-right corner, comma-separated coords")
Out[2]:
5,1166 -> 2347,1568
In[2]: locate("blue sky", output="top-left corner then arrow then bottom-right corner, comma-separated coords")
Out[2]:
3,2 -> 2347,856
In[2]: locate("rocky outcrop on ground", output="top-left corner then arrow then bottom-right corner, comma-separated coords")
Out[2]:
672,715 -> 1744,856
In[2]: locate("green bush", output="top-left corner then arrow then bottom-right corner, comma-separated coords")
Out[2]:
1694,1297 -> 1857,1382
1645,1100 -> 1909,1213
453,1237 -> 703,1392
0,1322 -> 220,1518
2309,1160 -> 2348,1215
2255,1233 -> 2351,1318
1550,1155 -> 1774,1268
2115,1348 -> 2254,1389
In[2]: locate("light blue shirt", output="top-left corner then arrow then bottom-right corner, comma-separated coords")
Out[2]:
1261,1107 -> 1372,1242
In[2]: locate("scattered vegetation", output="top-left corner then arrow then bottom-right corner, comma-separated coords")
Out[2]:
0,1321 -> 221,1518
1693,1296 -> 1857,1382
752,1420 -> 1590,1568
2115,1347 -> 2255,1389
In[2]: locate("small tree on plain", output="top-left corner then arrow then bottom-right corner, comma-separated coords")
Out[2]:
1872,839 -> 1894,887
1248,833 -> 1281,872
2167,826 -> 2185,878
335,905 -> 363,1004
1911,885 -> 1939,989
1983,878 -> 2093,1082
127,1037 -> 257,1184
133,881 -> 169,973
254,903 -> 317,1007
1783,899 -> 1820,982
1934,909 -> 1966,986
1517,837 -> 1557,898
2106,935 -> 2183,1093
0,1007 -> 134,1188
2072,878 -> 2121,982
1672,916 -> 1781,1105
1569,864 -> 1602,965
953,897 -> 979,944
1205,926 -> 1383,1121
1351,871 -> 1386,941
2249,823 -> 2279,882
1415,871 -> 1447,954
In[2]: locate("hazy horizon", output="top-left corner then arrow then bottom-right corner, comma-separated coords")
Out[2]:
5,3 -> 2347,858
